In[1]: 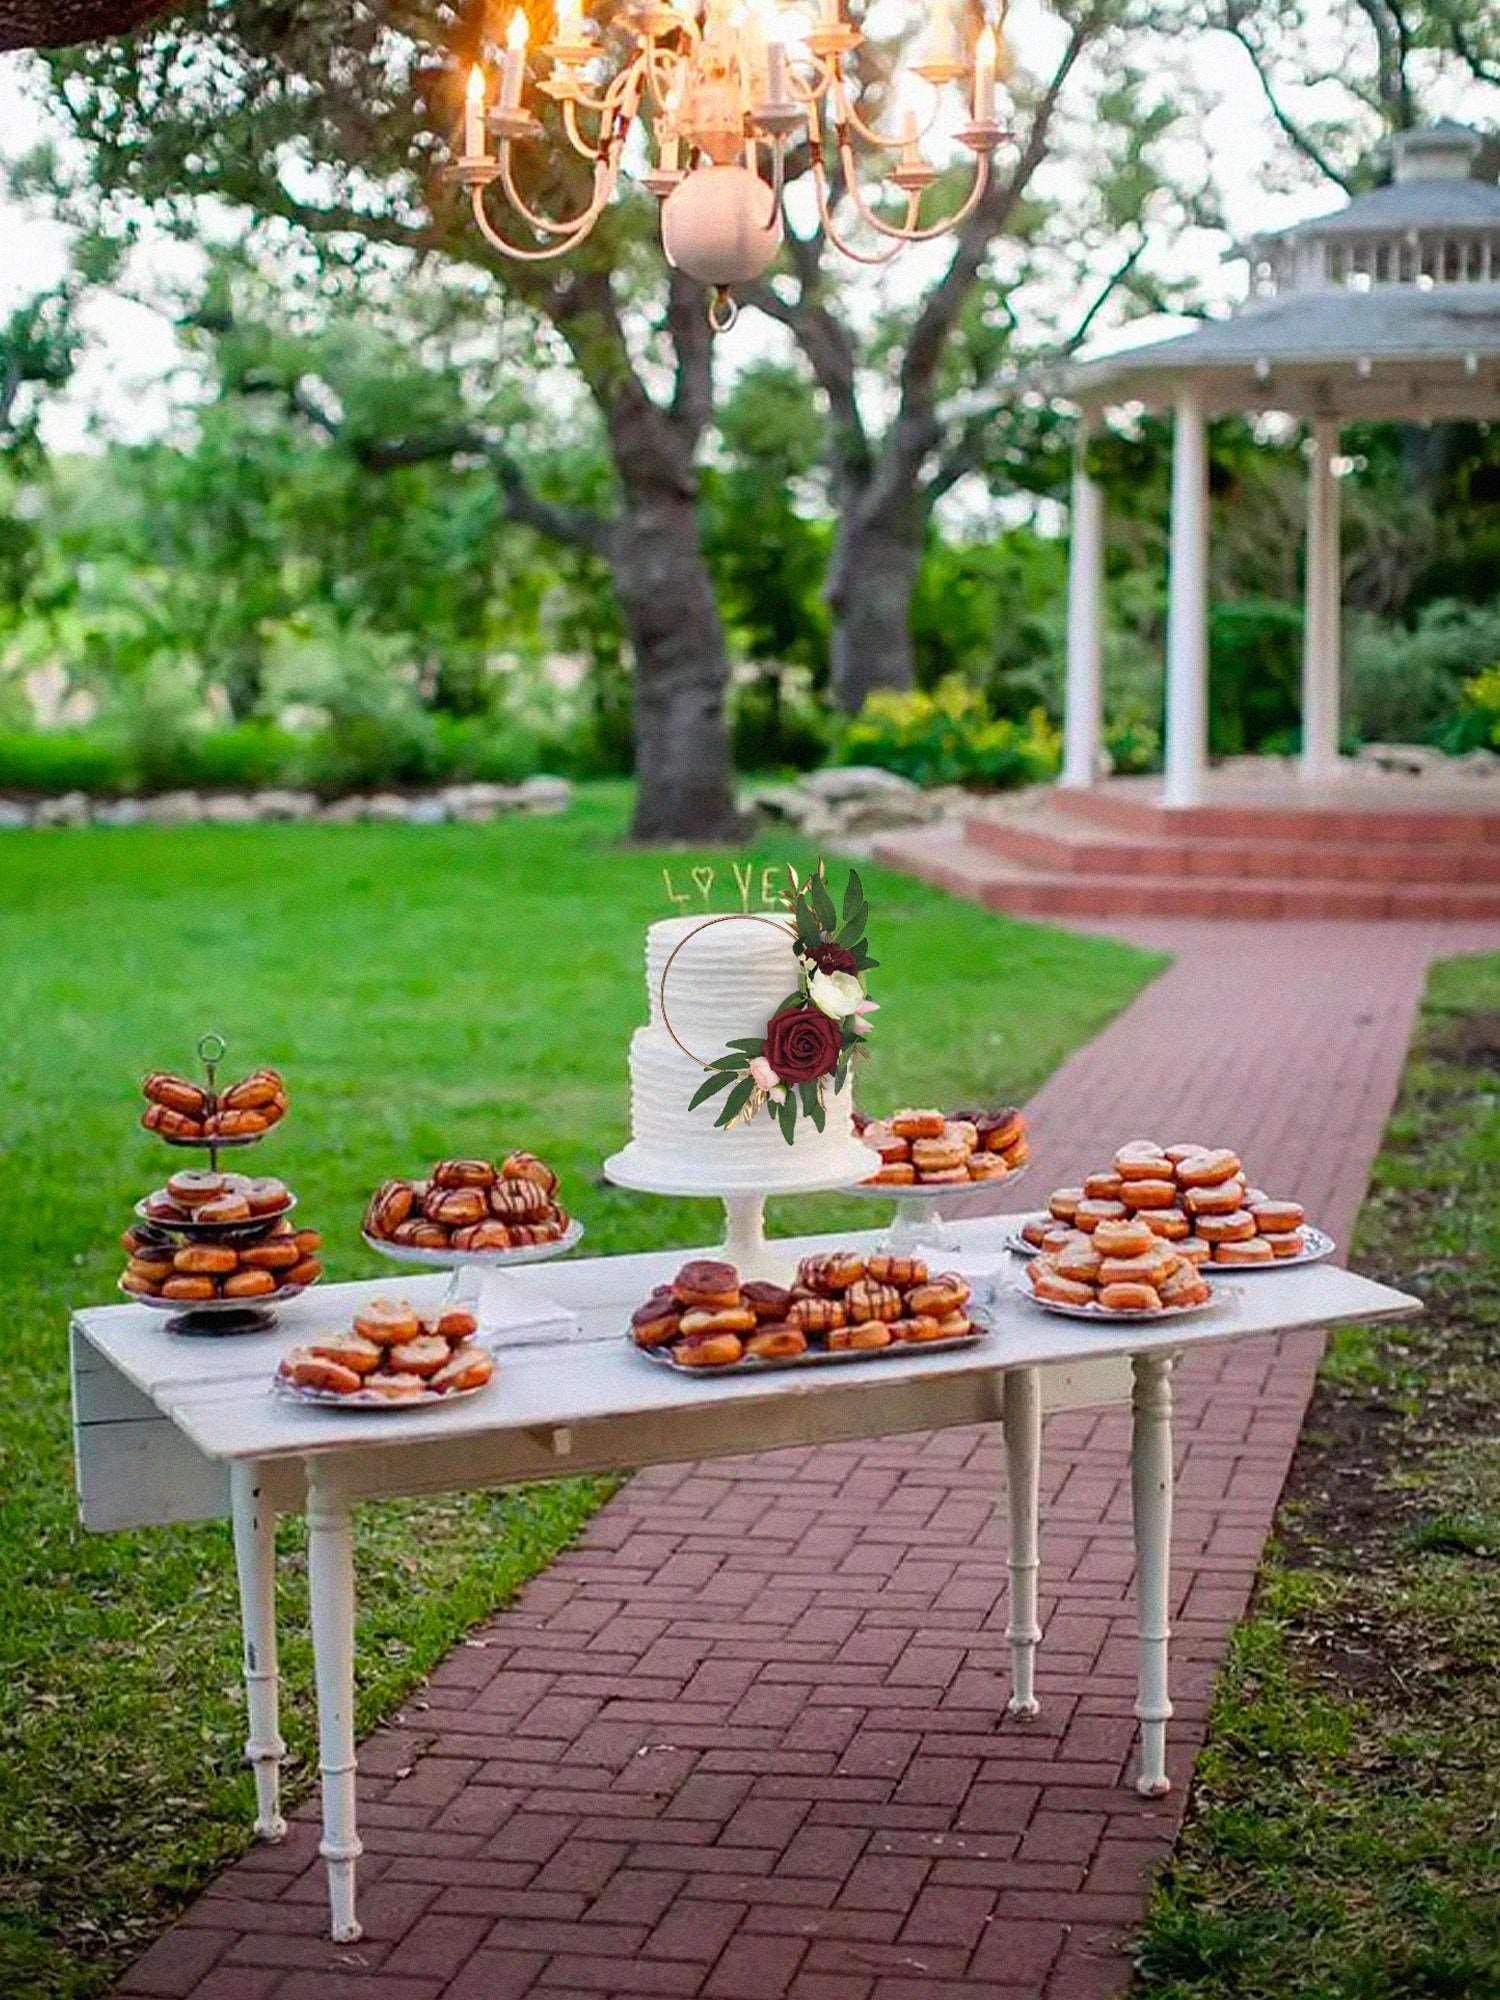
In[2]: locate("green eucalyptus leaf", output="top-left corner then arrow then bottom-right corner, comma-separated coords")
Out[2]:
689,1068 -> 741,1111
777,1089 -> 798,1143
842,868 -> 864,923
715,1076 -> 755,1127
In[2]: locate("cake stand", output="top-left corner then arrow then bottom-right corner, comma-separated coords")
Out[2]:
603,1139 -> 881,1282
360,1221 -> 585,1336
843,1168 -> 1030,1254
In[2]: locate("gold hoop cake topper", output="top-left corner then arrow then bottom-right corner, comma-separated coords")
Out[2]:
672,862 -> 878,1145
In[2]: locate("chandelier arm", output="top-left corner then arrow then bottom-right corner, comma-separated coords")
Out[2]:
561,96 -> 607,161
810,157 -> 911,265
837,140 -> 991,243
497,138 -> 620,240
831,67 -> 942,152
470,177 -> 606,261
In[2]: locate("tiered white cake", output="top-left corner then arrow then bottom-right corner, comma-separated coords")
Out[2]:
604,914 -> 879,1195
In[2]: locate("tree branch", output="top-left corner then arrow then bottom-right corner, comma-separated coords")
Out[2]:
1220,13 -> 1352,190
739,265 -> 871,484
666,265 -> 715,448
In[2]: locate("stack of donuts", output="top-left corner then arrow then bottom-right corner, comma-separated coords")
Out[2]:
279,1299 -> 493,1404
857,1106 -> 1029,1188
120,1169 -> 323,1305
631,1253 -> 977,1369
141,1067 -> 288,1141
364,1154 -> 570,1253
1023,1211 -> 1212,1315
1022,1141 -> 1310,1270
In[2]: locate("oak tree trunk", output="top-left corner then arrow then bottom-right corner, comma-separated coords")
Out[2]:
611,483 -> 740,842
826,515 -> 924,713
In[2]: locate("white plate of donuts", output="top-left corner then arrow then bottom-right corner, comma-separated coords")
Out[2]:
1015,1262 -> 1227,1322
272,1298 -> 496,1409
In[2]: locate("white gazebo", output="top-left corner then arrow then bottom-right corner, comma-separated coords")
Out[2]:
1060,121 -> 1500,808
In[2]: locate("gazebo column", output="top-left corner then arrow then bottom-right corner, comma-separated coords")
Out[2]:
1301,419 -> 1343,781
1061,412 -> 1104,789
1163,389 -> 1209,810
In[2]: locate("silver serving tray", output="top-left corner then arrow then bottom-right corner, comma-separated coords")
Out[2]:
272,1371 -> 492,1411
1013,1271 -> 1231,1323
1003,1212 -> 1335,1271
134,1191 -> 297,1236
633,1303 -> 996,1377
122,1277 -> 315,1313
361,1218 -> 583,1268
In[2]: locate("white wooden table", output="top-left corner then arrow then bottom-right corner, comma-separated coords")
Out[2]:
70,1218 -> 1419,1943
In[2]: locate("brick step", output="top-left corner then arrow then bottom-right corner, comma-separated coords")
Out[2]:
1051,785 -> 1500,847
965,809 -> 1500,885
875,824 -> 1500,921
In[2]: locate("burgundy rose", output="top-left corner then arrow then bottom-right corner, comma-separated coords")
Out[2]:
764,1004 -> 843,1085
806,940 -> 859,976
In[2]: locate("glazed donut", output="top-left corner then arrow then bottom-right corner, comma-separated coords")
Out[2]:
869,1255 -> 928,1289
891,1108 -> 945,1140
1176,1148 -> 1242,1189
389,1334 -> 453,1377
1020,1217 -> 1052,1250
1098,1281 -> 1162,1313
797,1252 -> 865,1295
166,1169 -> 226,1208
224,1268 -> 278,1298
162,1275 -> 217,1301
633,1288 -> 683,1343
966,1153 -> 1010,1182
673,1333 -> 744,1367
392,1219 -> 450,1249
362,1373 -> 429,1402
354,1297 -> 423,1345
746,1325 -> 807,1361
1184,1179 -> 1246,1217
679,1306 -> 757,1338
907,1275 -> 970,1318
490,1179 -> 551,1221
935,1311 -> 972,1338
1197,1209 -> 1256,1245
911,1135 -> 969,1174
946,1119 -> 980,1155
917,1166 -> 971,1186
173,1243 -> 239,1276
501,1151 -> 559,1194
1163,1143 -> 1207,1165
827,1322 -> 894,1350
741,1280 -> 795,1322
1263,1230 -> 1306,1259
1028,1267 -> 1095,1308
864,1121 -> 910,1165
846,1280 -> 902,1324
1115,1143 -> 1172,1181
1160,1266 -> 1211,1307
1143,1208 -> 1191,1241
870,1162 -> 917,1185
431,1342 -> 493,1388
429,1158 -> 495,1190
890,1314 -> 945,1343
143,1071 -> 210,1118
1120,1179 -> 1178,1212
1250,1199 -> 1305,1235
1242,1187 -> 1270,1209
197,1193 -> 253,1225
999,1138 -> 1030,1169
425,1186 -> 488,1228
1083,1170 -> 1124,1201
1092,1216 -> 1158,1259
1055,1238 -> 1103,1284
242,1177 -> 290,1217
143,1194 -> 191,1224
1043,1225 -> 1082,1255
1075,1197 -> 1129,1231
1178,1236 -> 1211,1267
1098,1252 -> 1172,1287
1214,1235 -> 1275,1265
220,1070 -> 282,1112
297,1334 -> 379,1378
788,1296 -> 846,1336
673,1259 -> 741,1310
984,1107 -> 1026,1153
205,1109 -> 268,1138
141,1105 -> 205,1140
121,1221 -> 168,1254
452,1221 -> 513,1251
282,1349 -> 362,1395
1048,1188 -> 1084,1223
429,1308 -> 476,1342
122,1260 -> 170,1293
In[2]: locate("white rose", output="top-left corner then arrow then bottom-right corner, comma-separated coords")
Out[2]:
808,967 -> 864,1020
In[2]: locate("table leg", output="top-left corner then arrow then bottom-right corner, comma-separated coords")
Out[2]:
1131,1352 -> 1174,1797
229,1461 -> 286,1841
1003,1364 -> 1042,1718
306,1469 -> 362,1942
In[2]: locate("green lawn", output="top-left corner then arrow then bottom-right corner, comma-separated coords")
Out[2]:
0,782 -> 1164,1998
1135,950 -> 1500,2000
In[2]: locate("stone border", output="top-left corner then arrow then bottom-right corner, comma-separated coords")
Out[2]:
0,776 -> 573,830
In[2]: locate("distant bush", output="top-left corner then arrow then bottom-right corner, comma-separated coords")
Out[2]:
732,672 -> 830,772
1208,598 -> 1303,756
0,728 -> 132,795
1104,712 -> 1161,776
1439,665 -> 1500,754
1345,600 -> 1500,746
837,678 -> 1061,790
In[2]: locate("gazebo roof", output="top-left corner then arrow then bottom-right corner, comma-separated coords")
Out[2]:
1066,123 -> 1500,421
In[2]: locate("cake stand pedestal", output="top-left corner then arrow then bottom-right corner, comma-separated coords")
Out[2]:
360,1222 -> 585,1342
844,1169 -> 1029,1255
603,1144 -> 880,1284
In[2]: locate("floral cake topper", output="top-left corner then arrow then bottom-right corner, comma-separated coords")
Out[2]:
680,862 -> 877,1145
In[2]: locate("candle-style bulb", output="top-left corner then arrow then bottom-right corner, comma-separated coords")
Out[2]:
973,22 -> 997,122
467,62 -> 485,104
464,62 -> 487,156
508,8 -> 530,50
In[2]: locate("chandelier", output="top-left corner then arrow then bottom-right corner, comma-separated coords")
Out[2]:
452,0 -> 1012,327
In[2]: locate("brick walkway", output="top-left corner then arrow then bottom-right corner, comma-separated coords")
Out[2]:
117,919 -> 1496,2000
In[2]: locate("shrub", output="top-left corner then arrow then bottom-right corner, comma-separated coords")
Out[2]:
837,678 -> 1061,790
1208,598 -> 1303,756
0,728 -> 132,795
1104,712 -> 1161,776
1345,600 -> 1500,746
1440,665 -> 1500,754
732,672 -> 830,772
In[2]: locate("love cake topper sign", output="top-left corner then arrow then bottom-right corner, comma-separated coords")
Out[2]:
661,862 -> 789,914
